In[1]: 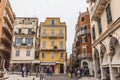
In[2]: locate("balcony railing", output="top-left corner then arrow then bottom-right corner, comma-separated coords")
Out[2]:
1,34 -> 12,45
14,31 -> 35,37
5,5 -> 15,23
49,34 -> 57,38
78,53 -> 92,59
40,46 -> 65,51
13,42 -> 33,48
0,44 -> 11,53
77,30 -> 90,36
3,24 -> 12,36
4,14 -> 13,30
90,0 -> 109,21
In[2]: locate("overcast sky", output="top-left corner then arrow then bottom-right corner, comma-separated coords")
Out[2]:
10,0 -> 88,57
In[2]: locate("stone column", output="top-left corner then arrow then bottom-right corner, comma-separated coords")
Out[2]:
108,54 -> 114,80
99,57 -> 104,80
64,61 -> 66,74
93,58 -> 97,79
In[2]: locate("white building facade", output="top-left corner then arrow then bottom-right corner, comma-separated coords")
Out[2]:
87,0 -> 120,80
10,17 -> 39,72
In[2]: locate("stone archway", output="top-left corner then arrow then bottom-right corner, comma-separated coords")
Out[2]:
83,61 -> 88,68
109,37 -> 120,80
94,48 -> 100,79
100,43 -> 108,79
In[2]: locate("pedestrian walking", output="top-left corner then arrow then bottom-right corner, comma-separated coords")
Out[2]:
80,67 -> 82,78
26,68 -> 29,77
11,67 -> 14,74
74,69 -> 77,78
77,69 -> 80,78
46,66 -> 49,75
22,66 -> 26,77
49,66 -> 53,76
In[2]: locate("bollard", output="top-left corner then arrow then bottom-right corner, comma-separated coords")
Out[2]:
33,77 -> 35,80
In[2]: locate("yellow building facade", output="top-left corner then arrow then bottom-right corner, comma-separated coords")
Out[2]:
40,18 -> 67,74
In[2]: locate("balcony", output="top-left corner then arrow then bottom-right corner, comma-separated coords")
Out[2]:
14,31 -> 35,37
91,0 -> 109,21
5,5 -> 15,23
77,30 -> 90,36
78,53 -> 92,59
1,34 -> 12,45
3,24 -> 12,37
4,14 -> 13,30
40,46 -> 65,51
49,34 -> 57,38
13,43 -> 33,48
0,44 -> 11,53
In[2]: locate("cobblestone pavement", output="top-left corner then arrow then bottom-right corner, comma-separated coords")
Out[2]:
5,73 -> 95,80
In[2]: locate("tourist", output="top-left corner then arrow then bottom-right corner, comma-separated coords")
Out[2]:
22,66 -> 26,77
49,66 -> 53,76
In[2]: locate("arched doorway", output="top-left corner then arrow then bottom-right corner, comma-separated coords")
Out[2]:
83,61 -> 88,68
109,37 -> 120,79
94,48 -> 100,78
100,43 -> 108,79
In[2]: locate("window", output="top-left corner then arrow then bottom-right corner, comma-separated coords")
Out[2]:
18,29 -> 21,34
16,50 -> 20,56
28,28 -> 32,34
106,3 -> 112,24
42,52 -> 46,58
26,38 -> 33,45
51,41 -> 54,46
42,29 -> 47,36
98,18 -> 102,34
19,20 -> 24,24
81,36 -> 87,43
29,20 -> 32,24
42,41 -> 46,49
51,29 -> 55,36
81,17 -> 85,22
92,26 -> 96,40
15,38 -> 22,45
26,50 -> 30,56
81,26 -> 87,34
82,47 -> 87,57
59,29 -> 63,37
59,52 -> 63,58
50,52 -> 54,59
50,20 -> 55,25
59,41 -> 63,49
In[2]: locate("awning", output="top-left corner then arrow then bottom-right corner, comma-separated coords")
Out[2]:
41,62 -> 56,65
32,60 -> 40,63
10,60 -> 32,64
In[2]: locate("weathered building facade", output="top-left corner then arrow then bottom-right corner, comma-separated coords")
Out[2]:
0,0 -> 15,69
73,9 -> 93,75
10,17 -> 39,72
40,17 -> 67,74
88,0 -> 120,80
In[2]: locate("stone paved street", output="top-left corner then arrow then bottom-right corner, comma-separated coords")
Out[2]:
5,73 -> 95,80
